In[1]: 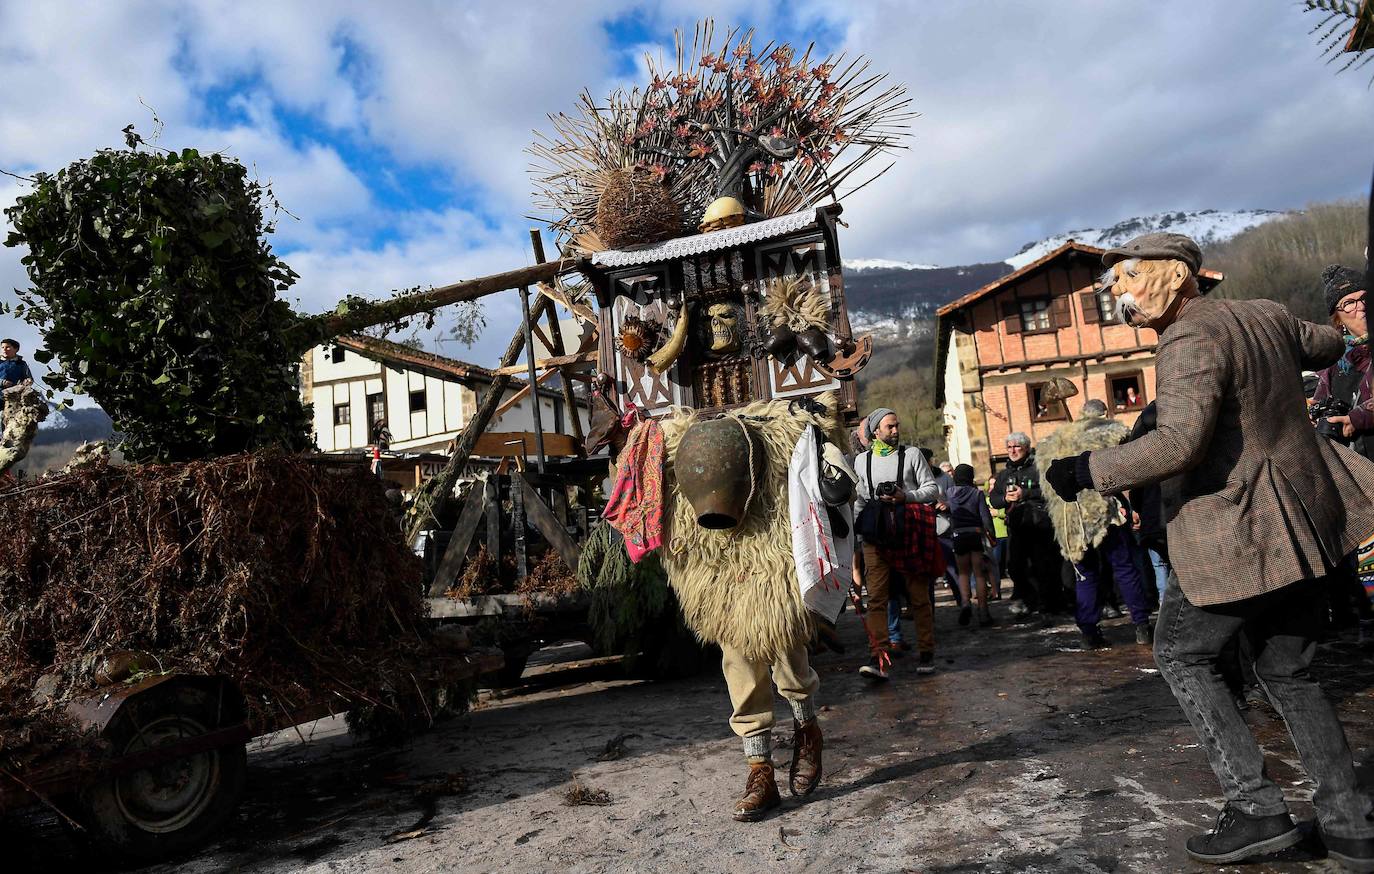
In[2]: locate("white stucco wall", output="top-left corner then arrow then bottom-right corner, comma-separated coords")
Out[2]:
942,335 -> 972,467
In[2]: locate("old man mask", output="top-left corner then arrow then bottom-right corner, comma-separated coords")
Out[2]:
1101,232 -> 1203,330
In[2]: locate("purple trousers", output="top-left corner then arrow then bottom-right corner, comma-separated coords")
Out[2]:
1074,526 -> 1152,632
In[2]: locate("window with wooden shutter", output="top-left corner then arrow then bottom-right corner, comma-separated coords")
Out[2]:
1096,289 -> 1119,324
1080,291 -> 1101,324
1013,298 -> 1054,334
1001,301 -> 1023,334
1050,295 -> 1073,329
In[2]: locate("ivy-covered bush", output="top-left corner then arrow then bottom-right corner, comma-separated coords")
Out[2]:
4,146 -> 313,461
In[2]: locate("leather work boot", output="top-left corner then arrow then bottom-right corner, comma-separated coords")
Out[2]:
1185,804 -> 1300,864
789,718 -> 823,797
732,760 -> 781,822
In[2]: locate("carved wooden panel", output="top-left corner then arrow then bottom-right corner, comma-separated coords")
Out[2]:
610,293 -> 685,416
769,354 -> 841,399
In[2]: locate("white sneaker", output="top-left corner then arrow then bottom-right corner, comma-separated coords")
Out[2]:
858,659 -> 889,681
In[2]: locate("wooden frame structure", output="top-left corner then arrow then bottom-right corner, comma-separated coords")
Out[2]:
583,204 -> 861,421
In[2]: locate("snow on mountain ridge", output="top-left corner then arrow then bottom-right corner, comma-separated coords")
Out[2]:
846,257 -> 940,271
1005,209 -> 1285,271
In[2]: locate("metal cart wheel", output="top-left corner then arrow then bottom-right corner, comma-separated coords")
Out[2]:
75,682 -> 246,863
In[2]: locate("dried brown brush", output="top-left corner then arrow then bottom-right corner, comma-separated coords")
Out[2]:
0,452 -> 438,767
594,166 -> 684,249
519,549 -> 579,599
529,19 -> 914,250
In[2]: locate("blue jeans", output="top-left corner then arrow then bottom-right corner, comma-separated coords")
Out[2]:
1072,527 -> 1152,632
1146,547 -> 1168,599
888,582 -> 904,642
1155,574 -> 1374,837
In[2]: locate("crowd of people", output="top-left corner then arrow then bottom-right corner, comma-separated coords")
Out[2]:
843,232 -> 1374,869
847,404 -> 1167,681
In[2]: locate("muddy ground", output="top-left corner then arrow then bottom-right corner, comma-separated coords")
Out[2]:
10,589 -> 1374,874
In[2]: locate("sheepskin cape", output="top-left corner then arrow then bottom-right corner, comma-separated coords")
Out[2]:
1035,416 -> 1130,564
660,392 -> 845,663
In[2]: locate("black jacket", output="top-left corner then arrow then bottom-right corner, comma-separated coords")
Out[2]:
989,453 -> 1048,528
1127,403 -> 1166,553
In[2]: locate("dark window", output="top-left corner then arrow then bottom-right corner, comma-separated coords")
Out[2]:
333,402 -> 350,426
1081,287 -> 1120,326
1096,289 -> 1119,324
331,346 -> 346,363
409,389 -> 426,413
1019,299 -> 1052,332
1110,372 -> 1145,411
1028,382 -> 1068,422
367,392 -> 385,425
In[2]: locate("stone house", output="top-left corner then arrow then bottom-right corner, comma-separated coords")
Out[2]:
934,241 -> 1223,477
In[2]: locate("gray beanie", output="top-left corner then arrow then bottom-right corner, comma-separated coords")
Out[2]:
1322,264 -> 1365,314
864,407 -> 896,441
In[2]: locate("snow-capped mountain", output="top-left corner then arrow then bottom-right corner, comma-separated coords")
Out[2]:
846,258 -> 940,272
1004,209 -> 1284,271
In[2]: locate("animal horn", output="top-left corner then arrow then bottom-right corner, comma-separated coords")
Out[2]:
648,302 -> 690,375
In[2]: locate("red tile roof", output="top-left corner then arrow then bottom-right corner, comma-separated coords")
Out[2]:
334,335 -> 528,387
935,240 -> 1224,318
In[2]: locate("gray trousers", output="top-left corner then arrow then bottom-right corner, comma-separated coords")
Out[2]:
1154,574 -> 1374,838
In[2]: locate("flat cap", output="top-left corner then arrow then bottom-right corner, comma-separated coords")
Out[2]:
1101,232 -> 1202,275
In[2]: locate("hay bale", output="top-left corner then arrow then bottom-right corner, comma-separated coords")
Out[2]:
0,451 -> 437,766
594,168 -> 683,250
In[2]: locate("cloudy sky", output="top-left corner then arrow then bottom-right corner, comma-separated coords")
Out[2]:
2,0 -> 1372,387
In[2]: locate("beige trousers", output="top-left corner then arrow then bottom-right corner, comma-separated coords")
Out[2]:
862,543 -> 935,655
721,643 -> 819,739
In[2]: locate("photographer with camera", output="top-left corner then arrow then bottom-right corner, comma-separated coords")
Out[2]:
1309,265 -> 1374,632
989,432 -> 1068,621
1311,265 -> 1374,460
852,407 -> 940,680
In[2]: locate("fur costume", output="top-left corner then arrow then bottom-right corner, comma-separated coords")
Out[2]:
661,392 -> 845,663
1034,416 -> 1130,563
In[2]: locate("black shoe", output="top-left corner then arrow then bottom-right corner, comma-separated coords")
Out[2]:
915,651 -> 936,675
1101,604 -> 1123,620
1081,629 -> 1111,650
1135,623 -> 1153,646
1185,805 -> 1299,864
1323,830 -> 1374,872
958,605 -> 972,627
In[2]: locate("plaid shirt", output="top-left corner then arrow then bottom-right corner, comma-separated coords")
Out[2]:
877,500 -> 943,577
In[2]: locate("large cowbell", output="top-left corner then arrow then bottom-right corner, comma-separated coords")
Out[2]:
675,416 -> 765,529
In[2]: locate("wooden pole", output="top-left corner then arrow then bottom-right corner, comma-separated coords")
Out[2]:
290,256 -> 584,352
520,285 -> 547,474
403,291 -> 555,545
529,229 -> 585,448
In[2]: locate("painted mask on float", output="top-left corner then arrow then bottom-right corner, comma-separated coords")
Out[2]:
700,302 -> 743,357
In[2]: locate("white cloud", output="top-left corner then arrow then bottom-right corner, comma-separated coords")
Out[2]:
2,0 -> 1373,411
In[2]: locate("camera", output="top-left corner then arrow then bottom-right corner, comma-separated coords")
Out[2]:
876,481 -> 900,498
1309,396 -> 1353,444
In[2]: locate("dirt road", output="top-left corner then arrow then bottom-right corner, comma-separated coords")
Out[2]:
12,593 -> 1374,873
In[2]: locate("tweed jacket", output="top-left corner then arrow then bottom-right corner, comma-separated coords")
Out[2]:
1088,296 -> 1374,606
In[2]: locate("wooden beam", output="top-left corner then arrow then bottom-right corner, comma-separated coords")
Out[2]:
533,229 -> 585,449
403,291 -> 555,545
473,431 -> 579,458
536,280 -> 598,326
530,322 -> 554,354
493,350 -> 597,376
428,475 -> 489,596
493,368 -> 559,419
514,473 -> 581,571
311,257 -> 585,342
